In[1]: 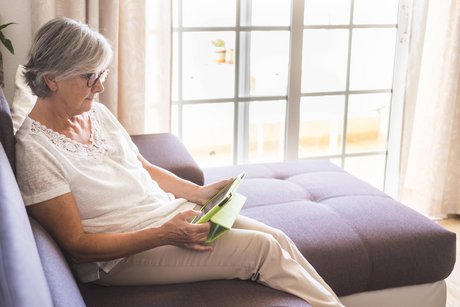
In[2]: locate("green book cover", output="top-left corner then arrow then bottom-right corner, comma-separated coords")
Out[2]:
205,193 -> 246,242
192,172 -> 246,242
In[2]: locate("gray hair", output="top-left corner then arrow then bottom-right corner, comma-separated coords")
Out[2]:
24,17 -> 113,97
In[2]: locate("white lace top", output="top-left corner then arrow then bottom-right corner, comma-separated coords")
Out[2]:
15,102 -> 195,281
28,108 -> 110,158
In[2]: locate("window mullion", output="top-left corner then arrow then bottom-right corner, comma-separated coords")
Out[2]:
285,0 -> 304,161
236,0 -> 252,164
340,0 -> 356,167
177,0 -> 184,140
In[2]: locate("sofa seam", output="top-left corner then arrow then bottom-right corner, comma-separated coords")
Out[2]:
319,203 -> 374,292
316,194 -> 393,203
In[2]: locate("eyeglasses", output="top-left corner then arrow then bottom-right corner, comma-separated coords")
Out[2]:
80,69 -> 109,87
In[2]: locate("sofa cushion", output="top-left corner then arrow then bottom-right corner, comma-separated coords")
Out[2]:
0,144 -> 53,306
204,161 -> 457,297
30,218 -> 86,307
322,196 -> 456,291
243,200 -> 370,296
79,278 -> 309,307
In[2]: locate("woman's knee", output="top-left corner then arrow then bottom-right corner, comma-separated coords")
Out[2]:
248,230 -> 282,257
224,229 -> 279,257
234,216 -> 290,241
265,227 -> 294,247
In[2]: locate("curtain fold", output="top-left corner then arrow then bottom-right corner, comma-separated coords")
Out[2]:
399,0 -> 460,218
30,0 -> 171,134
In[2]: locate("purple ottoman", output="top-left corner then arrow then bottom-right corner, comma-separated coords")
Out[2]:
204,160 -> 456,298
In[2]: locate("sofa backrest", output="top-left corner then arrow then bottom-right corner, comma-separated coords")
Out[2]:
30,218 -> 86,307
0,89 -> 86,307
0,143 -> 53,306
131,133 -> 205,185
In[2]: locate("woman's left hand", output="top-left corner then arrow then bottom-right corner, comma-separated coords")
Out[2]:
191,179 -> 233,206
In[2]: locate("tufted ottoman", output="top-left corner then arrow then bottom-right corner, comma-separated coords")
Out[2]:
204,160 -> 456,304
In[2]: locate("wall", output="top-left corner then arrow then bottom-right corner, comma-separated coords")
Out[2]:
0,0 -> 32,103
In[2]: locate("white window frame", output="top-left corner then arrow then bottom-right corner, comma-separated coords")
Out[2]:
172,0 -> 411,196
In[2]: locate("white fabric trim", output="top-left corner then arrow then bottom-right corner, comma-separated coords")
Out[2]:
340,280 -> 446,307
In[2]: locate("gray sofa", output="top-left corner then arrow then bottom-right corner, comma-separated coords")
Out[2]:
0,87 -> 456,307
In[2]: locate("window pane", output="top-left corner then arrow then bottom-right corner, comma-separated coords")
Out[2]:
173,0 -> 179,28
249,0 -> 290,26
299,95 -> 345,158
172,33 -> 179,101
302,29 -> 349,93
349,29 -> 396,90
171,105 -> 180,136
182,32 -> 235,100
304,0 -> 351,25
181,103 -> 234,167
242,31 -> 290,97
354,0 -> 399,25
346,93 -> 391,154
344,155 -> 386,190
248,100 -> 286,162
183,0 -> 236,27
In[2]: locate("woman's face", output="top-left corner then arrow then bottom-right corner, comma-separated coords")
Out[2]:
52,71 -> 106,116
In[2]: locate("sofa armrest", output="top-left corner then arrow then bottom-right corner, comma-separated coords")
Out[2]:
130,133 -> 204,186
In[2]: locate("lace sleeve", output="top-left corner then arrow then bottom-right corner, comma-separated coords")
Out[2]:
15,132 -> 71,206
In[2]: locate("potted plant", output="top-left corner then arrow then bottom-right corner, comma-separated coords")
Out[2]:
0,22 -> 15,88
211,39 -> 226,63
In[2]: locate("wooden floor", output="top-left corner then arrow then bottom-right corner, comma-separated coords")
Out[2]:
438,218 -> 460,307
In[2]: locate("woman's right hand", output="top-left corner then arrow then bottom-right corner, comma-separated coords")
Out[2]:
160,210 -> 213,252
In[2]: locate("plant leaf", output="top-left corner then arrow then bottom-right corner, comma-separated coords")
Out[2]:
0,22 -> 15,54
2,39 -> 14,54
0,35 -> 14,54
0,22 -> 15,31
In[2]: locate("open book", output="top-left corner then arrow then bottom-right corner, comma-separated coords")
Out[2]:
192,172 -> 246,243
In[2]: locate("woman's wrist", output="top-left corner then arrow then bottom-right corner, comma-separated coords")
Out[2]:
182,183 -> 204,204
141,226 -> 169,249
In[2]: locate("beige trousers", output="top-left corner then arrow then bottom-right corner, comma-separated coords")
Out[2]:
97,215 -> 345,307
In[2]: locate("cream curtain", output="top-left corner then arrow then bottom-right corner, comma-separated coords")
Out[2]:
30,0 -> 171,134
399,0 -> 460,218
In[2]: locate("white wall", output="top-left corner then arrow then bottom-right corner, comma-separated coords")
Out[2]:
0,0 -> 32,103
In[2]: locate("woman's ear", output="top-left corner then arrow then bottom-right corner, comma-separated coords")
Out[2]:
43,75 -> 58,92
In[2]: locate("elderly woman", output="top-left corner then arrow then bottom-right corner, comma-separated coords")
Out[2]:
15,17 -> 344,307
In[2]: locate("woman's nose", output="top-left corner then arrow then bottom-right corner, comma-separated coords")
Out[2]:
91,79 -> 105,93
